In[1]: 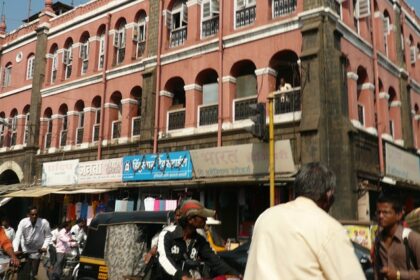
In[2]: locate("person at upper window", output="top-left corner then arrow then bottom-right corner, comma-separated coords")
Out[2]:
279,77 -> 292,92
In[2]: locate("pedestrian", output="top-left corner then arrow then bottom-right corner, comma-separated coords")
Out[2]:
2,217 -> 15,241
13,206 -> 52,280
70,218 -> 86,247
374,193 -> 420,280
156,200 -> 237,280
244,162 -> 366,280
52,222 -> 76,280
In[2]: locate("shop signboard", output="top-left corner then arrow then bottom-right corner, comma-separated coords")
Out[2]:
78,158 -> 122,184
42,159 -> 79,186
190,140 -> 295,178
385,143 -> 420,185
122,151 -> 193,181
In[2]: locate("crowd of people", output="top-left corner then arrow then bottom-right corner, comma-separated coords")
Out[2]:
0,162 -> 418,280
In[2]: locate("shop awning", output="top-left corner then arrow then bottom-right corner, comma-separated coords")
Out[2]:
52,188 -> 112,194
2,187 -> 64,197
0,197 -> 12,207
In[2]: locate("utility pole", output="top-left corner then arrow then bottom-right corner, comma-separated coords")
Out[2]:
267,92 -> 275,207
27,0 -> 32,21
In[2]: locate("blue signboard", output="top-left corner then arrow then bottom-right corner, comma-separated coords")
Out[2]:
122,151 -> 193,181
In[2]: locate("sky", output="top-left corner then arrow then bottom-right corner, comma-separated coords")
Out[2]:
2,0 -> 420,32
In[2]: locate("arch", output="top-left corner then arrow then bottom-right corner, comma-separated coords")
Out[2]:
110,92 -> 122,104
43,107 -> 53,118
135,9 -> 147,22
96,24 -> 106,36
388,87 -> 397,103
409,35 -> 414,46
167,0 -> 187,11
115,17 -> 127,29
79,31 -> 90,43
196,68 -> 218,85
230,60 -> 257,98
91,96 -> 102,108
64,37 -> 73,48
58,104 -> 68,115
9,108 -> 18,118
269,50 -> 300,88
164,77 -> 186,106
196,69 -> 218,105
383,10 -> 391,23
49,43 -> 58,54
0,161 -> 24,183
74,100 -> 85,112
130,86 -> 142,99
414,103 -> 419,114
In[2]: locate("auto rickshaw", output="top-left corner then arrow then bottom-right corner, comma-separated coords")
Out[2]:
77,211 -> 172,280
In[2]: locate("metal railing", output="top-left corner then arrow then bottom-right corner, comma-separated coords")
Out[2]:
60,130 -> 67,147
274,88 -> 301,114
199,104 -> 218,126
44,133 -> 52,149
168,109 -> 186,131
170,26 -> 187,48
112,120 -> 121,139
234,96 -> 258,121
10,132 -> 17,146
202,17 -> 219,38
24,129 -> 29,144
76,127 -> 84,144
137,41 -> 146,58
92,124 -> 100,142
132,116 -> 141,136
273,0 -> 297,18
235,6 -> 256,28
326,0 -> 340,15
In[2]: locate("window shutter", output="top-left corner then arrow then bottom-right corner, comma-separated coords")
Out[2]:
166,10 -> 173,29
203,1 -> 211,19
355,0 -> 370,19
63,49 -> 69,64
113,31 -> 120,48
410,46 -> 417,64
139,24 -> 146,42
211,0 -> 220,15
383,17 -> 390,35
132,24 -> 139,42
121,29 -> 126,48
182,4 -> 188,24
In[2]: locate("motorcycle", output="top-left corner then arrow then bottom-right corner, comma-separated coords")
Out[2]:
0,253 -> 13,280
184,260 -> 242,280
61,245 -> 80,280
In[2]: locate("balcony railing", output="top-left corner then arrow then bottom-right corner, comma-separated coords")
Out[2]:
112,120 -> 121,139
132,116 -> 141,137
170,27 -> 187,48
137,41 -> 146,58
326,0 -> 340,15
234,96 -> 258,121
24,129 -> 29,144
44,132 -> 52,149
273,0 -> 297,18
76,127 -> 84,144
274,88 -> 301,114
199,104 -> 218,126
202,17 -> 219,38
60,130 -> 67,147
236,6 -> 256,28
168,109 -> 186,131
92,124 -> 100,142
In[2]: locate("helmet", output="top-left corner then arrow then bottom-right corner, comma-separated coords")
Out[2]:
180,200 -> 215,219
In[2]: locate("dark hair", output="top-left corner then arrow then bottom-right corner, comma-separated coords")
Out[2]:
76,218 -> 85,224
27,206 -> 38,214
377,193 -> 403,213
294,162 -> 336,201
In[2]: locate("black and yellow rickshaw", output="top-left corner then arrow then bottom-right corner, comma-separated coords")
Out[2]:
77,211 -> 172,280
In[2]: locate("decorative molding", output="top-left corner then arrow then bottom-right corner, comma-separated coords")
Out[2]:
415,115 -> 420,121
104,103 -> 119,109
379,92 -> 390,99
184,84 -> 202,91
83,107 -> 97,112
358,83 -> 375,91
255,67 -> 277,77
222,76 -> 236,83
160,90 -> 174,98
390,101 -> 401,107
51,114 -> 65,119
381,133 -> 393,142
121,98 -> 139,105
67,111 -> 80,116
394,139 -> 404,147
347,72 -> 358,80
187,0 -> 200,7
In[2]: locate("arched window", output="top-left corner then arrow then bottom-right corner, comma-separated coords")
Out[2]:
59,104 -> 68,147
63,39 -> 73,80
114,20 -> 126,65
80,33 -> 90,75
134,11 -> 147,58
50,46 -> 58,84
26,54 -> 35,80
2,62 -> 12,87
23,105 -> 30,144
168,0 -> 188,47
0,112 -> 5,147
43,108 -> 53,149
409,35 -> 416,65
9,109 -> 18,146
383,10 -> 391,57
97,25 -> 106,70
91,96 -> 101,142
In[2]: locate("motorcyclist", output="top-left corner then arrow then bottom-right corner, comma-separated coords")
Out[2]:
156,200 -> 237,280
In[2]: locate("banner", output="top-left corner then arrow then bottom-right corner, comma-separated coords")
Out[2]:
385,143 -> 420,185
42,159 -> 79,186
78,158 -> 122,184
122,151 -> 193,181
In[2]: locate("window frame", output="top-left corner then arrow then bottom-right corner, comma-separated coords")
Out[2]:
80,40 -> 90,75
3,63 -> 12,87
26,55 -> 35,80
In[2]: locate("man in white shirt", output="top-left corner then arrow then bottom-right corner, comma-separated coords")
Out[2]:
70,218 -> 86,248
13,206 -> 52,279
244,162 -> 366,280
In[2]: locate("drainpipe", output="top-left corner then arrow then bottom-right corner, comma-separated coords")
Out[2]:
153,0 -> 164,153
217,1 -> 224,147
97,13 -> 112,160
370,0 -> 384,174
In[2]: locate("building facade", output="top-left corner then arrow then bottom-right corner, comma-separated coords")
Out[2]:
0,0 -> 419,235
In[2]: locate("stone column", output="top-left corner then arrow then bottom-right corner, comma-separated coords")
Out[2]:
121,98 -> 139,142
50,114 -> 64,149
184,84 -> 202,128
255,68 -> 277,103
65,111 -> 79,147
222,76 -> 236,123
103,103 -> 119,142
83,107 -> 96,144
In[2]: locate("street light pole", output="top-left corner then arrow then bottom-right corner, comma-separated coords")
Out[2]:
268,92 -> 275,207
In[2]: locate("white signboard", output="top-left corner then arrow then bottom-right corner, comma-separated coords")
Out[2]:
42,159 -> 79,186
78,158 -> 122,184
385,143 -> 420,185
190,140 -> 296,178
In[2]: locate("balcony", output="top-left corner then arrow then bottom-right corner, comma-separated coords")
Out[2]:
235,6 -> 256,28
60,130 -> 67,147
273,0 -> 297,18
199,104 -> 218,126
234,96 -> 258,121
132,116 -> 141,137
76,127 -> 84,145
44,132 -> 52,149
92,124 -> 100,142
167,108 -> 186,131
137,41 -> 146,58
170,27 -> 187,48
274,88 -> 301,114
202,17 -> 219,38
112,120 -> 121,139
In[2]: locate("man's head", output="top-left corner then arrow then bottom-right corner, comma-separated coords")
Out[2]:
376,193 -> 403,230
178,200 -> 215,229
76,218 -> 86,227
27,206 -> 38,224
294,162 -> 336,211
1,218 -> 10,228
280,78 -> 285,86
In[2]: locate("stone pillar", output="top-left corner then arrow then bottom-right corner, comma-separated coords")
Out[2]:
186,0 -> 200,43
103,103 -> 119,141
255,68 -> 277,103
184,84 -> 202,128
222,76 -> 236,123
159,91 -> 174,132
66,111 -> 79,147
51,114 -> 64,149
